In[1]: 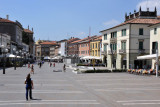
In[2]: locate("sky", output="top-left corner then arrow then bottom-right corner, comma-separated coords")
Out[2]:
0,0 -> 160,41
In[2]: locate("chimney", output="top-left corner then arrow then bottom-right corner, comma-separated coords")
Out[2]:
28,25 -> 29,30
6,15 -> 9,20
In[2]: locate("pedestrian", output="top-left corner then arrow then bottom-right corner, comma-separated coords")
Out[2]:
53,63 -> 55,67
50,62 -> 52,67
30,64 -> 34,74
39,62 -> 42,68
63,64 -> 66,72
28,62 -> 30,68
24,74 -> 34,101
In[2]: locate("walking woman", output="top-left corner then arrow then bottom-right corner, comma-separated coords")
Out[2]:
24,74 -> 34,101
30,64 -> 34,74
63,64 -> 66,72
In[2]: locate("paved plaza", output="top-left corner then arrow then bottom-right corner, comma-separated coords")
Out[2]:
0,63 -> 160,107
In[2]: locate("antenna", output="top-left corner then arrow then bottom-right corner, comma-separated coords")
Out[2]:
146,0 -> 149,10
89,26 -> 91,37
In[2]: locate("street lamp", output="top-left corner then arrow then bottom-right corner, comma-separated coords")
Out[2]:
24,52 -> 26,66
14,50 -> 19,70
1,45 -> 8,74
13,48 -> 16,70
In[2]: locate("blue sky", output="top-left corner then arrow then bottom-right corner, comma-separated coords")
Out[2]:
0,0 -> 160,41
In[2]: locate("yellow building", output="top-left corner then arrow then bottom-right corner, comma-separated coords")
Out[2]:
90,36 -> 102,57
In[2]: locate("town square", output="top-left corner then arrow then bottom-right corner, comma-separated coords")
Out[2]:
1,0 -> 160,107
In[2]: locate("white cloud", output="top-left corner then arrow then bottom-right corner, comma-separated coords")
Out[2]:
136,0 -> 160,15
103,19 -> 120,28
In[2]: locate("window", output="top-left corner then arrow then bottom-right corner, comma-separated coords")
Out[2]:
154,28 -> 157,35
139,28 -> 143,35
104,34 -> 107,40
122,29 -> 126,36
139,41 -> 143,50
121,42 -> 126,50
110,43 -> 117,51
93,44 -> 94,48
111,32 -> 117,38
152,42 -> 158,54
96,43 -> 97,48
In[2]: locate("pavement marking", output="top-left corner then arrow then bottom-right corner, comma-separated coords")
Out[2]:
0,100 -> 97,102
95,88 -> 160,91
123,102 -> 160,105
0,102 -> 100,105
86,83 -> 160,86
4,84 -> 73,86
76,78 -> 151,81
0,90 -> 84,94
117,100 -> 160,103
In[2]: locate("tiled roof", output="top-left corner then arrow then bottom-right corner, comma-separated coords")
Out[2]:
0,18 -> 15,23
67,38 -> 80,43
40,41 -> 57,45
70,39 -> 82,44
100,18 -> 160,32
24,29 -> 33,33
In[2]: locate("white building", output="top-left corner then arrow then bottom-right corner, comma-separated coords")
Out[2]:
100,7 -> 160,69
58,39 -> 67,57
149,21 -> 160,69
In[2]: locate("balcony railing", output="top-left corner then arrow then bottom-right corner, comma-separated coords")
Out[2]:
101,51 -> 107,55
110,38 -> 117,43
152,49 -> 156,54
108,50 -> 117,55
138,49 -> 145,54
119,49 -> 126,54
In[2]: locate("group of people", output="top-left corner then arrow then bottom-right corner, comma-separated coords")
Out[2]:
49,62 -> 55,67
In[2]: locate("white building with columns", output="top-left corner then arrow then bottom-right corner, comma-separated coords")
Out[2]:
100,7 -> 160,69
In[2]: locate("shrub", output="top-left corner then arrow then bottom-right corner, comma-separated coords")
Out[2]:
112,69 -> 127,72
83,69 -> 111,73
82,69 -> 127,73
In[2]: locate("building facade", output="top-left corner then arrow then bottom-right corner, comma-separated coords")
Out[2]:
90,36 -> 102,57
100,7 -> 160,69
0,16 -> 23,53
0,33 -> 11,54
150,22 -> 160,69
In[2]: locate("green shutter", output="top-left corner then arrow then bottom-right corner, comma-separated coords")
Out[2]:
139,42 -> 143,50
139,28 -> 143,35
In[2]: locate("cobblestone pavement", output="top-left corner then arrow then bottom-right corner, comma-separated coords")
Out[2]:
0,62 -> 160,107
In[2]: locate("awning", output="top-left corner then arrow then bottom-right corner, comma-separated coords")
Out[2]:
6,54 -> 16,58
44,56 -> 51,59
52,56 -> 62,60
80,56 -> 102,60
137,54 -> 160,60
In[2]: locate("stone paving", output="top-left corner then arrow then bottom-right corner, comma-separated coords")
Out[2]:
0,62 -> 160,107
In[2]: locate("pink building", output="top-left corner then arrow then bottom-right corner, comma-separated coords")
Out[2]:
78,36 -> 97,57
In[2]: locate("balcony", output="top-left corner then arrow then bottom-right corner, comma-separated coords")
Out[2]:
101,51 -> 107,55
119,49 -> 126,54
108,50 -> 117,55
152,49 -> 156,54
110,38 -> 117,43
138,49 -> 145,55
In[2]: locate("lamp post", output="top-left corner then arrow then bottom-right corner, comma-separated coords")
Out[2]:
13,48 -> 16,70
23,52 -> 26,66
1,45 -> 8,74
15,51 -> 19,70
